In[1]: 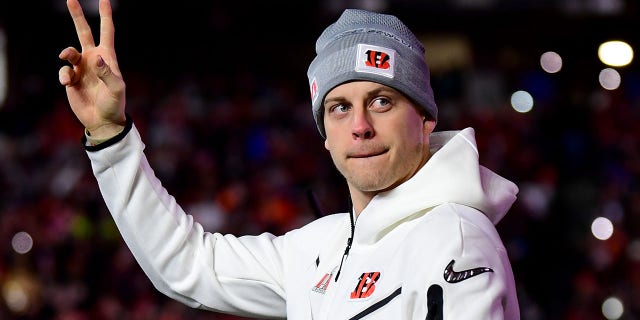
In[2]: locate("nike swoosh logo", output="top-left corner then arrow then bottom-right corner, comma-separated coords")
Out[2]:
443,259 -> 493,283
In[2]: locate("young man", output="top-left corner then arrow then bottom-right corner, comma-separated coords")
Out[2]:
58,0 -> 520,318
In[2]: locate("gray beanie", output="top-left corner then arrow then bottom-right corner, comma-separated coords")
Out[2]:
307,9 -> 438,138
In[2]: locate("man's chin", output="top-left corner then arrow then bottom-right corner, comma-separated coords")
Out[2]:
347,177 -> 390,194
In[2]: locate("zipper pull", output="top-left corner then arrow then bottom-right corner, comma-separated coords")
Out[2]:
334,236 -> 352,281
336,198 -> 356,282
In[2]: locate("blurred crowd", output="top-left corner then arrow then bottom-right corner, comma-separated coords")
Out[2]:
1,2 -> 640,319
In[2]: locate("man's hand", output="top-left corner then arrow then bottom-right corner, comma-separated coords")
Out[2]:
58,0 -> 126,140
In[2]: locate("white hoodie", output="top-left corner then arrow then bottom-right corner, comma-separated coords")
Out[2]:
86,120 -> 520,319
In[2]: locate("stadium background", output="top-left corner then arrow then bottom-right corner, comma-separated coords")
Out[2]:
0,0 -> 639,319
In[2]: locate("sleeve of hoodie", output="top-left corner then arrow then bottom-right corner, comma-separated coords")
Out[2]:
84,118 -> 287,319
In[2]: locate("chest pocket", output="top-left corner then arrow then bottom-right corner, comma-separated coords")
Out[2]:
347,287 -> 402,320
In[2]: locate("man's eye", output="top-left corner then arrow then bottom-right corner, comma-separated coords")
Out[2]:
330,104 -> 350,114
370,98 -> 392,111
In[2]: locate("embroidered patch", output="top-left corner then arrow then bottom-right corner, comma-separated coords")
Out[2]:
350,272 -> 381,299
310,77 -> 319,105
355,44 -> 396,79
312,272 -> 332,294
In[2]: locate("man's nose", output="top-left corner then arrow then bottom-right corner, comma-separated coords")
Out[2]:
351,108 -> 374,140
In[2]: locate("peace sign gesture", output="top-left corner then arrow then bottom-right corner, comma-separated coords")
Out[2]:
58,0 -> 126,140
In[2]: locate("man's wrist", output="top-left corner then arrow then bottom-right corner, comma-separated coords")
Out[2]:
85,123 -> 126,146
82,114 -> 133,150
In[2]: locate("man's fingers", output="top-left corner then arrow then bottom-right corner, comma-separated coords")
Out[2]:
98,0 -> 115,49
67,0 -> 95,50
59,47 -> 82,65
59,65 -> 75,86
96,55 -> 125,94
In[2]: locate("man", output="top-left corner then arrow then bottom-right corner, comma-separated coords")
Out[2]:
58,0 -> 520,318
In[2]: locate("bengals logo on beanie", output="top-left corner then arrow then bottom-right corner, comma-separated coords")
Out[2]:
356,44 -> 395,78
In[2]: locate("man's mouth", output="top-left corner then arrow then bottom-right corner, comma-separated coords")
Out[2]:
347,149 -> 388,159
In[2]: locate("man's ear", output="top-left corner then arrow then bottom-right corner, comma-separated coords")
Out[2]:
324,139 -> 330,151
423,119 -> 436,136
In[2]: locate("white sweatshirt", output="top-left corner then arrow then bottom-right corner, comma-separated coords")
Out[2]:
86,119 -> 520,319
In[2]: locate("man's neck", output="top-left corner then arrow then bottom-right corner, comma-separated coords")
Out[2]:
348,187 -> 378,218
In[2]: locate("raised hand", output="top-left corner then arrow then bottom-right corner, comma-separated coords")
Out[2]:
58,0 -> 126,140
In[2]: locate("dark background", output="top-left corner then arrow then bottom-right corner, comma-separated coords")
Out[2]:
1,0 -> 639,319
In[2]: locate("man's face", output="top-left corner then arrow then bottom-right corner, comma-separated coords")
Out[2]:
323,81 -> 436,195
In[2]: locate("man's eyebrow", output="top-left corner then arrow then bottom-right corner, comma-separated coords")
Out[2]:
369,87 -> 397,96
323,96 -> 345,107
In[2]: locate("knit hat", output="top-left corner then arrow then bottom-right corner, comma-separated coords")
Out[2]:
307,9 -> 438,138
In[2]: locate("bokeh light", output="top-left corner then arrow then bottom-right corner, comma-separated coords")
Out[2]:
599,68 -> 621,90
602,296 -> 624,319
2,280 -> 29,314
510,90 -> 534,113
11,231 -> 33,254
1,272 -> 39,315
598,40 -> 634,67
591,217 -> 614,240
540,51 -> 562,73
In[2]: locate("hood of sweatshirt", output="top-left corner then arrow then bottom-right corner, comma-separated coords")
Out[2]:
354,127 -> 518,245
